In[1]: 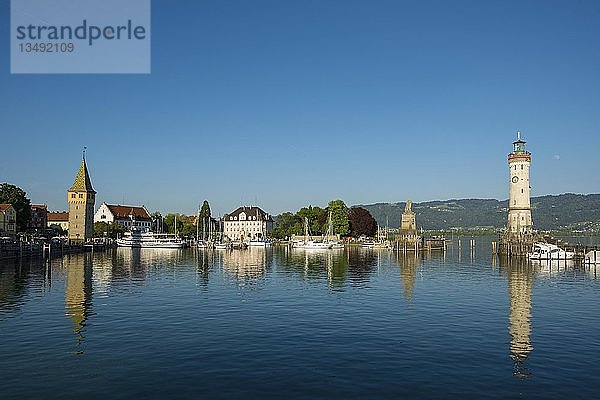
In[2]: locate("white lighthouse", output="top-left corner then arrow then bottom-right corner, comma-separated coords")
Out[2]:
507,131 -> 533,238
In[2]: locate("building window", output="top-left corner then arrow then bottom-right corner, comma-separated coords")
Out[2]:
79,194 -> 83,198
71,194 -> 76,198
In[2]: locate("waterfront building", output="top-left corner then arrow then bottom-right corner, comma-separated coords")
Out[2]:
223,206 -> 273,241
0,204 -> 17,236
94,203 -> 152,231
68,155 -> 96,244
29,204 -> 48,233
398,200 -> 420,248
48,211 -> 69,233
500,132 -> 534,256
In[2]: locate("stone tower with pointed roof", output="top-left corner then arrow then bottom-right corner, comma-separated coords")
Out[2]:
68,155 -> 96,243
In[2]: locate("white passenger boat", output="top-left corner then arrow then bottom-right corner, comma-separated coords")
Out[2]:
528,243 -> 574,260
117,229 -> 184,249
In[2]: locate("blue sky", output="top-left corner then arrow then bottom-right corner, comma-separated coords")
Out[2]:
1,0 -> 599,216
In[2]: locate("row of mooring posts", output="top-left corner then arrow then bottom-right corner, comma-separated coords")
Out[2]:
395,237 -> 477,255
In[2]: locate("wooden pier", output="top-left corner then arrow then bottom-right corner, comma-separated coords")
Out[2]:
0,238 -> 112,261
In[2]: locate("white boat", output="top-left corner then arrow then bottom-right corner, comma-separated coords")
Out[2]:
301,240 -> 332,249
214,242 -> 231,250
329,241 -> 344,250
249,239 -> 272,247
584,250 -> 600,265
231,240 -> 247,249
528,243 -> 574,260
293,217 -> 332,249
197,240 -> 213,249
116,229 -> 184,249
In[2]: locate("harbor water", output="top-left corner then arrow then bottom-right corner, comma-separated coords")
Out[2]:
1,238 -> 600,399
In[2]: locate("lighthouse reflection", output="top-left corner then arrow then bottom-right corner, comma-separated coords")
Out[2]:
503,259 -> 534,379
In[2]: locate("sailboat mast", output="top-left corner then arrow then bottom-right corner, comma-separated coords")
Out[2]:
196,205 -> 200,241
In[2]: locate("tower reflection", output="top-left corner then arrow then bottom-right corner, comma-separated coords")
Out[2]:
64,254 -> 93,355
398,254 -> 419,302
504,258 -> 534,379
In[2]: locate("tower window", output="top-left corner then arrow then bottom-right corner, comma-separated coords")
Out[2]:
71,194 -> 75,198
521,189 -> 524,193
79,194 -> 83,198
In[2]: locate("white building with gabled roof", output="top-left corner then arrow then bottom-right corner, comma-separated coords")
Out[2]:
94,202 -> 152,231
223,206 -> 273,241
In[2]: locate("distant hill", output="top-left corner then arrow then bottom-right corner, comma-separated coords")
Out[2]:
357,194 -> 600,232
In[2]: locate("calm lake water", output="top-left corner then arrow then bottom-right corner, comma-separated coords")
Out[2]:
1,238 -> 600,399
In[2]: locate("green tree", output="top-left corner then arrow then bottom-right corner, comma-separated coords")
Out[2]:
93,221 -> 126,238
164,213 -> 196,237
327,199 -> 349,236
271,212 -> 302,239
0,183 -> 31,233
164,214 -> 178,234
297,205 -> 327,235
180,216 -> 197,238
198,200 -> 212,239
94,221 -> 109,236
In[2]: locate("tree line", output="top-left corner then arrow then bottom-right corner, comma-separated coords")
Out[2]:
270,199 -> 377,239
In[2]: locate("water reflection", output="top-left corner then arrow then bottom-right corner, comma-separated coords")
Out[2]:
0,261 -> 29,319
64,254 -> 93,355
531,259 -> 574,276
221,247 -> 270,283
398,254 -> 419,301
196,249 -> 213,286
503,258 -> 534,379
0,258 -> 48,319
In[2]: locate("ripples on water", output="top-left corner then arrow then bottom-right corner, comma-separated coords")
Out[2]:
1,238 -> 600,399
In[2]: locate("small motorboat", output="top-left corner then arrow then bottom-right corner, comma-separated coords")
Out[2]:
529,243 -> 574,260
